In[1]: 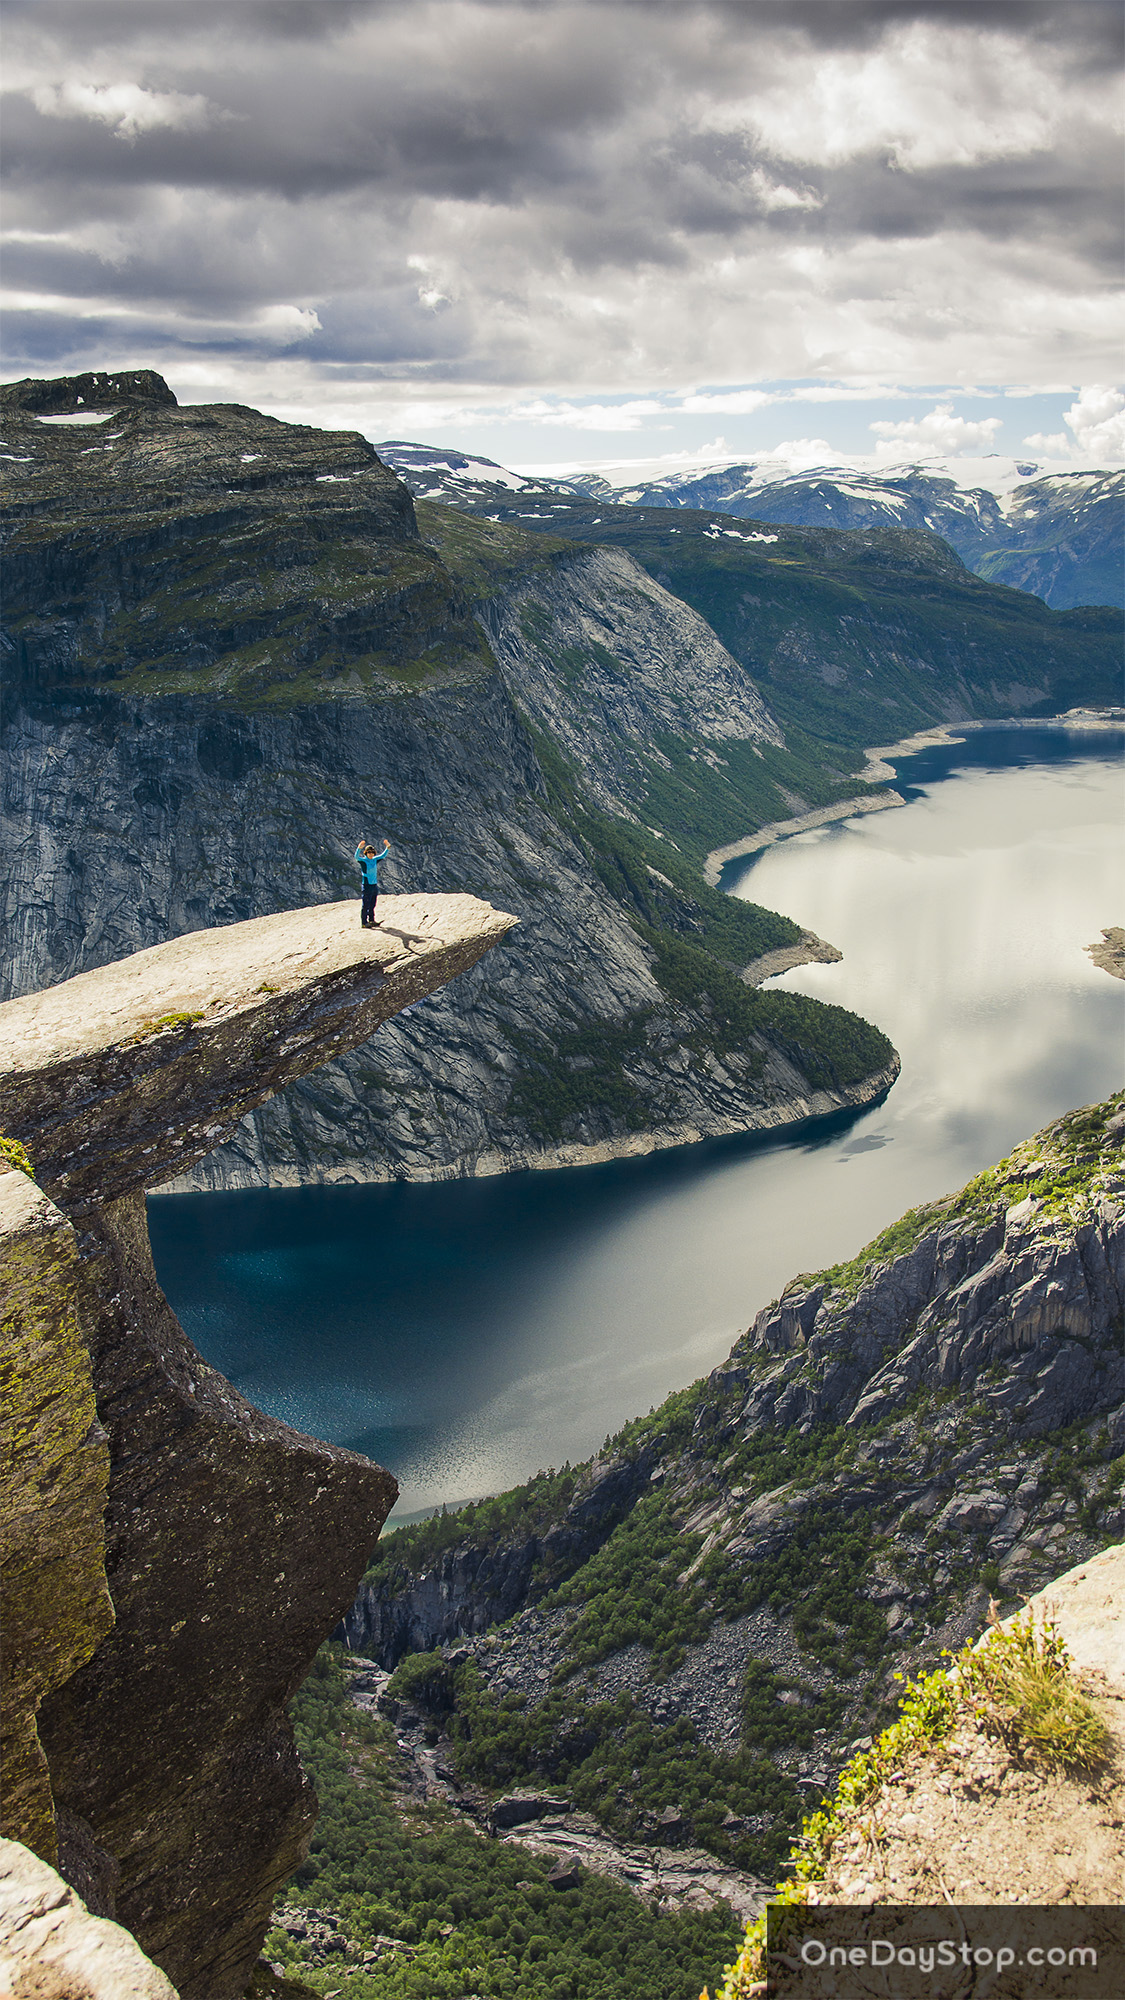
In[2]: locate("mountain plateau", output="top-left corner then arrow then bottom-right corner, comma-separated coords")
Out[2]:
383,443 -> 1123,613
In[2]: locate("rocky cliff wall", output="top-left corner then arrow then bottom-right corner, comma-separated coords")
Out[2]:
0,894 -> 511,2000
0,1168 -> 113,1870
2,662 -> 885,1195
476,541 -> 782,818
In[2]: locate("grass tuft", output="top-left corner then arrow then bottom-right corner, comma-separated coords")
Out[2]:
125,1009 -> 204,1045
0,1133 -> 36,1181
703,1607 -> 1115,1999
959,1610 -> 1112,1772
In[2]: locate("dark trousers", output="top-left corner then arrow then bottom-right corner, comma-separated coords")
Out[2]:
361,882 -> 379,924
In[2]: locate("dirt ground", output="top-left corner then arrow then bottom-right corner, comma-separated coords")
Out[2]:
811,1543 -> 1125,1907
809,1700 -> 1123,1906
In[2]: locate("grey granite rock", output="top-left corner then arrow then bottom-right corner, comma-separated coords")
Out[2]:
1,384 -> 897,1190
0,1837 -> 178,2000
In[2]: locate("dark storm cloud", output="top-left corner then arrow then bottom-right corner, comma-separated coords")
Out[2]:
3,0 -> 1121,395
17,0 -> 1115,46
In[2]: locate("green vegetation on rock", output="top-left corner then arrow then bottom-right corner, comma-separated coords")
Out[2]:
710,1608 -> 1114,1998
345,1094 -> 1123,1939
0,1134 -> 36,1180
445,1661 -> 803,1877
498,727 -> 895,1142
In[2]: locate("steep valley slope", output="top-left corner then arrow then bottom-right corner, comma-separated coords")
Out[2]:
400,479 -> 1122,760
334,1095 -> 1124,1895
3,371 -> 909,1191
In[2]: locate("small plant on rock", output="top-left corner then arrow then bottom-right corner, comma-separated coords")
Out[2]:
959,1610 -> 1111,1772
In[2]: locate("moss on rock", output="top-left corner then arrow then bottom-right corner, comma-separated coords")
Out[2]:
0,1170 -> 113,1864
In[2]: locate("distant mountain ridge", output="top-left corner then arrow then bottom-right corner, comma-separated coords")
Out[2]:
378,444 -> 1123,611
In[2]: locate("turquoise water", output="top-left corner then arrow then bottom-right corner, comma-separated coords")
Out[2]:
149,730 -> 1124,1516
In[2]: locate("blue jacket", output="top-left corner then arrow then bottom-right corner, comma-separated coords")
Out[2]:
356,843 -> 389,885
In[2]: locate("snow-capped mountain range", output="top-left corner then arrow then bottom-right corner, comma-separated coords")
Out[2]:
376,441 -> 1123,610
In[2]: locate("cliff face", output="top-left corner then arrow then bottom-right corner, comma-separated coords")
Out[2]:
400,481 -> 1123,754
0,894 -> 512,2000
2,375 -> 898,1192
342,1097 -> 1124,1878
0,1169 -> 113,1868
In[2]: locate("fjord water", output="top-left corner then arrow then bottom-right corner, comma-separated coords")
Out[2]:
149,730 -> 1123,1518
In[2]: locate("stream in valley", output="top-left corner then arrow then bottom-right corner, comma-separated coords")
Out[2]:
150,727 -> 1124,1518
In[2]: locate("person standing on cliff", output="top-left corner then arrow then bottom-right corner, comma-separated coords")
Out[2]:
356,836 -> 390,928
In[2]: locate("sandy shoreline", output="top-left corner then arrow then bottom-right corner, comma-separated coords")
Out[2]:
861,707 -> 1125,781
703,793 -> 903,887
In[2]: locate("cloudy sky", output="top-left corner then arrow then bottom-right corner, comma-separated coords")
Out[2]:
3,0 -> 1122,470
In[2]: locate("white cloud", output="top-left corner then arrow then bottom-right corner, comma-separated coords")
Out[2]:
870,402 -> 1003,459
1024,386 -> 1125,464
6,5 -> 1120,405
790,384 -> 915,404
505,398 -> 670,432
731,23 -> 1108,173
254,304 -> 322,344
28,81 -> 215,143
744,168 -> 821,213
678,389 -> 776,414
1058,384 -> 1125,464
749,437 -> 838,469
0,286 -> 321,347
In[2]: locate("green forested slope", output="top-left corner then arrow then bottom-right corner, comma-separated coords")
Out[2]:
343,1096 -> 1124,1880
267,1649 -> 742,2000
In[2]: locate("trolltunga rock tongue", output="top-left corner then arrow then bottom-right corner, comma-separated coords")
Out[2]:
0,893 -> 514,2000
0,893 -> 517,1212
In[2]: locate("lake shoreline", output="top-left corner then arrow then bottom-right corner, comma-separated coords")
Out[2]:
703,793 -> 902,887
704,708 -> 1125,886
152,745 -> 1123,1510
154,1058 -> 901,1194
860,708 -> 1125,782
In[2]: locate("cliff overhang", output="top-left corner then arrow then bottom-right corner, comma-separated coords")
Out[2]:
0,892 -> 515,2000
0,893 -> 516,1209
